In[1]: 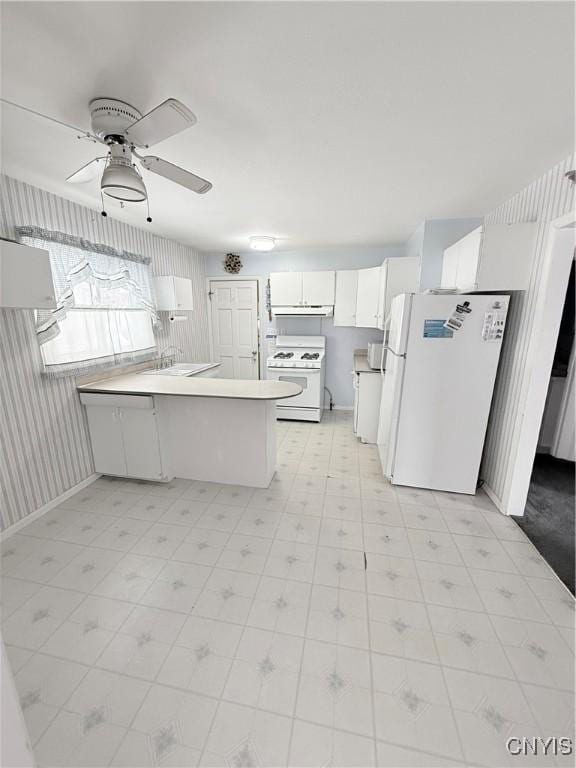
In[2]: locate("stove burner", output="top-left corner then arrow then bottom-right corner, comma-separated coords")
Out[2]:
274,352 -> 294,359
301,352 -> 320,360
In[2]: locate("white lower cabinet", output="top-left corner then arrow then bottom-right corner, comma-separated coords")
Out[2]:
121,408 -> 167,479
80,393 -> 172,481
353,371 -> 383,444
84,403 -> 126,476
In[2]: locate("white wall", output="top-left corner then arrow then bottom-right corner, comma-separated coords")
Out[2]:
404,222 -> 425,261
207,245 -> 403,407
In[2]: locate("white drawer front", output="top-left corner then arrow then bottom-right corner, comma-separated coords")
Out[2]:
79,392 -> 154,409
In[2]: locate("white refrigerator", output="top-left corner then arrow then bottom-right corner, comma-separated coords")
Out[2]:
377,293 -> 510,495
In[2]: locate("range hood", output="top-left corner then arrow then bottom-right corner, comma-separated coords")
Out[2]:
272,305 -> 334,317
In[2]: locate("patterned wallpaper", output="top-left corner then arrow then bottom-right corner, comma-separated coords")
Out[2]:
0,175 -> 211,530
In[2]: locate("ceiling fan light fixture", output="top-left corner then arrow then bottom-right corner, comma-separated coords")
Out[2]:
101,159 -> 147,202
249,236 -> 276,252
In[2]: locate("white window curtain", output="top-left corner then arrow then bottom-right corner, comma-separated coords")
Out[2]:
17,226 -> 157,376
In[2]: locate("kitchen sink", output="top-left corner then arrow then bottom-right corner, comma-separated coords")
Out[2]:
141,363 -> 218,377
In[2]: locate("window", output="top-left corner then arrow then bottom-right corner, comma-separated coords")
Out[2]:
18,226 -> 157,376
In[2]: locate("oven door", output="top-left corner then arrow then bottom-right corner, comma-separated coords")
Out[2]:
266,367 -> 321,408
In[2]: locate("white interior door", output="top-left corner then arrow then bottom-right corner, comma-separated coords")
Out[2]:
505,215 -> 576,515
210,280 -> 260,379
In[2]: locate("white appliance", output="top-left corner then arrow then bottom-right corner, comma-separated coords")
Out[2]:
266,335 -> 326,421
367,342 -> 384,370
377,293 -> 510,494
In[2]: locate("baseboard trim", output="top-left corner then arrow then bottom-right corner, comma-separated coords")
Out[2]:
0,474 -> 101,542
331,405 -> 354,411
481,482 -> 506,515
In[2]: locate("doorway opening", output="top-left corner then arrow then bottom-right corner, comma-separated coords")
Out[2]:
513,255 -> 575,593
208,278 -> 261,379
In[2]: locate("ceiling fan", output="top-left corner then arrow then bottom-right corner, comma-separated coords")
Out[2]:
0,96 -> 213,220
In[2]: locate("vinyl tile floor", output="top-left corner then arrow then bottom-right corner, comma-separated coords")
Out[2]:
1,411 -> 574,767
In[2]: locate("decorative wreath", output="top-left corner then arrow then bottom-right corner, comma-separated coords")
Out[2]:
224,253 -> 242,274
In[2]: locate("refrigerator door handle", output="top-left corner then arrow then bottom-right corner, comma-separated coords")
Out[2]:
382,346 -> 406,359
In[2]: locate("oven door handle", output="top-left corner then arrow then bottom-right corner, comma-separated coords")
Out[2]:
267,367 -> 321,372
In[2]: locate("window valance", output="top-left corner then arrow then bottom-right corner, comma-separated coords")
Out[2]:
17,226 -> 157,376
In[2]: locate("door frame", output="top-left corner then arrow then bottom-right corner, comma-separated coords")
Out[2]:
551,324 -> 575,459
206,276 -> 263,379
498,210 -> 576,515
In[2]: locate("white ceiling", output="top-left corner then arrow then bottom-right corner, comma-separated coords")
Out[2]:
1,1 -> 573,252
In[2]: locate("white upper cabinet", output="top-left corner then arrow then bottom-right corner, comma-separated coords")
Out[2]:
0,239 -> 56,309
270,270 -> 335,306
441,242 -> 460,290
355,267 -> 381,327
441,223 -> 536,291
270,261 -> 419,326
302,271 -> 335,305
153,275 -> 194,310
477,223 -> 536,291
377,256 -> 421,329
334,270 -> 358,326
355,258 -> 421,329
270,272 -> 302,305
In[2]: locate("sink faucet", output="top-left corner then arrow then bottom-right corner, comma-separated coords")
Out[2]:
159,345 -> 183,369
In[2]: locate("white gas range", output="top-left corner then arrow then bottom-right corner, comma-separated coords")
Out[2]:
266,335 -> 326,421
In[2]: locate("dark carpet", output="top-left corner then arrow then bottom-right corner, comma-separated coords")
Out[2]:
513,453 -> 575,594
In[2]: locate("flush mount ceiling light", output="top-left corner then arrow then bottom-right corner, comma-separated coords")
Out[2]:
249,236 -> 276,252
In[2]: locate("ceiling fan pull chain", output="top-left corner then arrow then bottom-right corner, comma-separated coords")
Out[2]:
100,189 -> 108,218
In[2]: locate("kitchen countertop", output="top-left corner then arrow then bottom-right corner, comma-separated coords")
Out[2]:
77,373 -> 302,400
354,349 -> 381,374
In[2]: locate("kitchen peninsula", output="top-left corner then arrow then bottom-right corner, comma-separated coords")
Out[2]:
78,373 -> 302,488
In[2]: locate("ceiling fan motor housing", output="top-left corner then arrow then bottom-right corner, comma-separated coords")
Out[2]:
89,98 -> 142,141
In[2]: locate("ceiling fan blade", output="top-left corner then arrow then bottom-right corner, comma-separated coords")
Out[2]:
66,157 -> 107,183
139,155 -> 212,194
0,97 -> 104,143
125,99 -> 197,148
